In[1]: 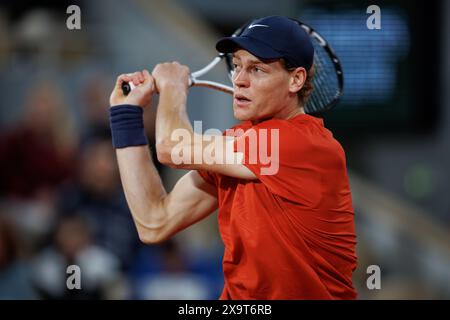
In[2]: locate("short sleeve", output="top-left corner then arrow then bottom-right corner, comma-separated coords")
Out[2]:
197,169 -> 218,187
233,119 -> 325,207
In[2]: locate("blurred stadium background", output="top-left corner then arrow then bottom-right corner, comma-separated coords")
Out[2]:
0,0 -> 449,299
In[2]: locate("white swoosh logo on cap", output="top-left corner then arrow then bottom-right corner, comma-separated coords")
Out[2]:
248,24 -> 269,29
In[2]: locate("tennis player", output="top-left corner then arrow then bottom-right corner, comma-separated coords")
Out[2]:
109,16 -> 357,299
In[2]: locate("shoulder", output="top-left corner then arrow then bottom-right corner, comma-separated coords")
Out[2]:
256,115 -> 330,148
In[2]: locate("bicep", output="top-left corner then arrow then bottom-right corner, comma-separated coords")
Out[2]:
158,170 -> 218,239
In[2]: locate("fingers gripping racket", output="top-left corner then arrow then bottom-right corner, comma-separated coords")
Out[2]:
121,19 -> 343,115
120,54 -> 234,95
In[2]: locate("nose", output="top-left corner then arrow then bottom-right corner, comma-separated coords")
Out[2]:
233,69 -> 250,88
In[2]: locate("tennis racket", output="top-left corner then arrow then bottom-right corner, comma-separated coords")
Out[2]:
121,18 -> 343,115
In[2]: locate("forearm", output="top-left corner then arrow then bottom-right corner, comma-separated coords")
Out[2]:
155,88 -> 193,146
116,145 -> 167,233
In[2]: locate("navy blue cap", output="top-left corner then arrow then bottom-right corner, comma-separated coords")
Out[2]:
216,16 -> 314,70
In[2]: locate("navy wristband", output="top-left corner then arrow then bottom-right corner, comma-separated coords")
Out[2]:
109,105 -> 148,148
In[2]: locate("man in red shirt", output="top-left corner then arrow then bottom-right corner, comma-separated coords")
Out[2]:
109,16 -> 357,299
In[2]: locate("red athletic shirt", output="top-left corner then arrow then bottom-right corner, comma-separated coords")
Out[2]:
198,114 -> 357,299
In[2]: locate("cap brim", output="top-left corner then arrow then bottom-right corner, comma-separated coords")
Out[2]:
216,36 -> 283,60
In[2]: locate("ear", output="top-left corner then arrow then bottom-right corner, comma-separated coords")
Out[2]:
289,67 -> 307,94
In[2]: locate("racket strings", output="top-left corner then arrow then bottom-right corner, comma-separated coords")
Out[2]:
306,39 -> 340,114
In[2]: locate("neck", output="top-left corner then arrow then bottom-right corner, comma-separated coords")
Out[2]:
252,103 -> 305,125
280,105 -> 305,120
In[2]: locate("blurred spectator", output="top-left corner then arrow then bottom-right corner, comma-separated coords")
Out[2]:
31,214 -> 123,299
0,214 -> 36,299
79,73 -> 111,145
131,239 -> 213,300
57,138 -> 141,270
0,80 -> 78,200
0,80 -> 78,253
0,195 -> 57,255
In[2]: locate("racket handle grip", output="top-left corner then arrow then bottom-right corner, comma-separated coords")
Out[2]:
121,82 -> 136,96
123,77 -> 195,96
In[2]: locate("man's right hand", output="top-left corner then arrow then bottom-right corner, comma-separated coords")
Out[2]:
109,69 -> 155,108
152,62 -> 190,94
